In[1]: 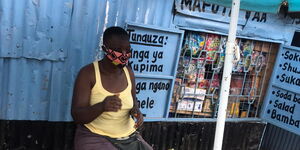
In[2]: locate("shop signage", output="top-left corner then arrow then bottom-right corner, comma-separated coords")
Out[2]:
175,0 -> 268,25
126,23 -> 183,119
262,46 -> 300,135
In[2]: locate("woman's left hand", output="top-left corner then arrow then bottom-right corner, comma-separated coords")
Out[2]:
130,108 -> 144,128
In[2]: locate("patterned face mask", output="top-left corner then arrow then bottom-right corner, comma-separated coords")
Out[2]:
103,45 -> 131,66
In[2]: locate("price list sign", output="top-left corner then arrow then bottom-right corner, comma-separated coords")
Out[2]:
126,23 -> 183,119
262,46 -> 300,135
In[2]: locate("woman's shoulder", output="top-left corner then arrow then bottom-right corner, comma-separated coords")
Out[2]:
76,62 -> 98,86
80,63 -> 95,75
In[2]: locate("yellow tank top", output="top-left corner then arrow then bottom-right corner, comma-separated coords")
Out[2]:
84,61 -> 136,138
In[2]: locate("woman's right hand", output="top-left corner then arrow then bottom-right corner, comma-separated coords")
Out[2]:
101,95 -> 122,112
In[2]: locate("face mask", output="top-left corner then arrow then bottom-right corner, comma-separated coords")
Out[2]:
103,46 -> 131,66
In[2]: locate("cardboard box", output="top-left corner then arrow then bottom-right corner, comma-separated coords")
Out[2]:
177,98 -> 203,112
181,87 -> 206,100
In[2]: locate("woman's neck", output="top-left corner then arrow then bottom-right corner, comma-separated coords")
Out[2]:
99,57 -> 123,74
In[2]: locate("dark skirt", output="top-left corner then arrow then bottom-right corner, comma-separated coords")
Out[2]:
74,125 -> 152,150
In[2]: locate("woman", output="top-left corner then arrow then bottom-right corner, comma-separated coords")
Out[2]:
71,27 -> 152,150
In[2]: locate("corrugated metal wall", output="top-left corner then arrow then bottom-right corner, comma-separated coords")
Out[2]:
0,121 -> 265,150
0,0 -> 174,121
260,123 -> 300,150
142,122 -> 265,150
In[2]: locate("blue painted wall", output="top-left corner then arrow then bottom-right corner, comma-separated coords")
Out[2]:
0,0 -> 174,121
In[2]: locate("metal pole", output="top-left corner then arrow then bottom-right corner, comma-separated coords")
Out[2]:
213,0 -> 240,150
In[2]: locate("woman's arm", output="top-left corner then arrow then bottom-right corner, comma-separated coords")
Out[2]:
127,66 -> 144,128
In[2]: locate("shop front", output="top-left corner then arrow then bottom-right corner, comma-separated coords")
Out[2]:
126,0 -> 300,149
1,0 -> 300,149
125,0 -> 291,121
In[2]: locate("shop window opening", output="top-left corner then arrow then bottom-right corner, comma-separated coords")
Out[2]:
169,31 -> 279,120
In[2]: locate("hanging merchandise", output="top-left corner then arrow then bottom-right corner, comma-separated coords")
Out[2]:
240,40 -> 254,72
205,34 -> 221,62
218,36 -> 228,64
251,51 -> 260,70
232,39 -> 253,72
182,32 -> 206,57
171,29 -> 277,119
172,78 -> 182,103
197,66 -> 207,88
185,59 -> 198,87
177,56 -> 190,79
210,74 -> 220,88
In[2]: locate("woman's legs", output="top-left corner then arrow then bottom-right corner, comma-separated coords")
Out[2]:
74,125 -> 117,150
